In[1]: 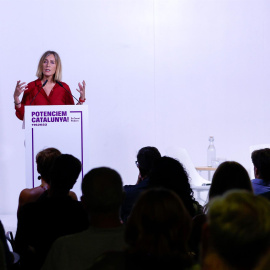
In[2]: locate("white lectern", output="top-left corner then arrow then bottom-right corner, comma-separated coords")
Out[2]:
24,105 -> 89,197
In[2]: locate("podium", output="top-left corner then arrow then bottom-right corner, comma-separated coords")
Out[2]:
24,105 -> 89,197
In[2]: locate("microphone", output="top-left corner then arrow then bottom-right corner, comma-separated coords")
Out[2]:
56,81 -> 79,103
30,80 -> 48,105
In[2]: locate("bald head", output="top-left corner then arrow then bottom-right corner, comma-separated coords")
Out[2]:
81,167 -> 124,214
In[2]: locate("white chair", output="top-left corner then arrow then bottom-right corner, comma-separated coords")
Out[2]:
249,144 -> 270,179
165,147 -> 210,205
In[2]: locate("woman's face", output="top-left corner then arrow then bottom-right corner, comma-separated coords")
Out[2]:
42,54 -> 57,78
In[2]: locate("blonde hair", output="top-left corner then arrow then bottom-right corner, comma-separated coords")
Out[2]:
36,51 -> 62,81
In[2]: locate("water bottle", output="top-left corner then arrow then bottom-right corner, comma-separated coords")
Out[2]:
207,136 -> 216,167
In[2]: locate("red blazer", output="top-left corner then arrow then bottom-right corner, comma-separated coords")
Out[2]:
15,79 -> 75,120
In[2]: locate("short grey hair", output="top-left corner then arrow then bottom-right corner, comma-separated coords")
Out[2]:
208,190 -> 270,269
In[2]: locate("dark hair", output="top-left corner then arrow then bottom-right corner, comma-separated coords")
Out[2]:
50,154 -> 81,193
208,161 -> 252,201
149,156 -> 199,217
36,147 -> 61,183
82,167 -> 123,213
251,148 -> 270,182
126,188 -> 192,260
137,147 -> 161,178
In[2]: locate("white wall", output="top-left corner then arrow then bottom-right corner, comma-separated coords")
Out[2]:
0,0 -> 269,214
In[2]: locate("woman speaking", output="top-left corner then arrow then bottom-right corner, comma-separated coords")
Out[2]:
14,51 -> 86,120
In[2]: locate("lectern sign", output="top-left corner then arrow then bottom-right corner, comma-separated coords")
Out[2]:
24,105 -> 89,197
31,110 -> 70,125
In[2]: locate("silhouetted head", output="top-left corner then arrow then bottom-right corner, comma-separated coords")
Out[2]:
126,188 -> 192,258
149,156 -> 198,217
136,147 -> 161,178
81,167 -> 124,214
49,154 -> 81,195
251,148 -> 270,182
206,190 -> 270,269
36,147 -> 61,183
208,161 -> 252,201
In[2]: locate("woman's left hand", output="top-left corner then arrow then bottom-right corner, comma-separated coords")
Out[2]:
76,80 -> 86,100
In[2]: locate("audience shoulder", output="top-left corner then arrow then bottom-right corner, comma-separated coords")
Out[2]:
69,191 -> 78,201
18,188 -> 44,208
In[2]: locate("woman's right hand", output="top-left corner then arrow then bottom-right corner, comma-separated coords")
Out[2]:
14,80 -> 28,105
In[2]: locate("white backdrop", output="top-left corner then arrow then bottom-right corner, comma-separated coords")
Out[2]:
0,0 -> 269,214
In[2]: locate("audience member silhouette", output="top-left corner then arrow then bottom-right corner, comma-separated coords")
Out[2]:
0,221 -> 13,270
0,239 -> 7,270
149,156 -> 202,217
201,191 -> 270,270
205,161 -> 253,211
17,148 -> 77,214
191,161 -> 253,260
90,188 -> 195,270
42,167 -> 125,270
15,154 -> 88,270
121,146 -> 161,222
251,148 -> 270,199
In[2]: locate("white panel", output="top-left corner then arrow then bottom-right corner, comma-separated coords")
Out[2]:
154,0 -> 270,170
0,0 -> 155,214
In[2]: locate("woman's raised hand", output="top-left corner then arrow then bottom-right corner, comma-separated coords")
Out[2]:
14,80 -> 28,102
76,80 -> 86,101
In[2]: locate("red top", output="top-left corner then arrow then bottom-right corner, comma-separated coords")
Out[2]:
15,79 -> 75,120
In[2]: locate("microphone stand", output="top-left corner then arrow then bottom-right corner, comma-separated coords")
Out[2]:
56,81 -> 80,103
30,80 -> 48,105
